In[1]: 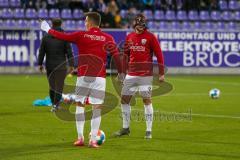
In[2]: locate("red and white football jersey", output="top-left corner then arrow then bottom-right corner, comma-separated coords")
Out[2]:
48,27 -> 122,77
123,29 -> 164,76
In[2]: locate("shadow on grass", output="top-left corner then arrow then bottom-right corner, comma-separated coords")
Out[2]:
107,137 -> 240,159
0,142 -> 78,159
1,137 -> 240,159
0,109 -> 51,117
108,136 -> 240,146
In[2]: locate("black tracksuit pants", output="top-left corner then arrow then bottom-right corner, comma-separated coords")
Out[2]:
47,69 -> 67,106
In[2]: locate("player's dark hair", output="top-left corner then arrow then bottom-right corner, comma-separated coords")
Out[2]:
133,14 -> 146,28
85,12 -> 101,26
51,18 -> 62,28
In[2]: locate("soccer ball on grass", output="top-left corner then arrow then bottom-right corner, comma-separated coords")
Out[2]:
209,88 -> 220,99
89,130 -> 105,145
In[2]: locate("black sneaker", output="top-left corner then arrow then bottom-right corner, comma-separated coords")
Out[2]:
113,128 -> 130,137
144,131 -> 152,139
51,105 -> 59,112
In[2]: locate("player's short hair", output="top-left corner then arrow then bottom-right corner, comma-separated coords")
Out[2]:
133,14 -> 146,28
51,18 -> 62,28
85,12 -> 101,26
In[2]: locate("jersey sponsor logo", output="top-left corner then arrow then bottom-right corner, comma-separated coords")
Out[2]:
129,45 -> 146,52
141,39 -> 147,45
84,34 -> 106,41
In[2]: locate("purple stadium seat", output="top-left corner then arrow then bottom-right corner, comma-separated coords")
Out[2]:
211,11 -> 221,21
227,22 -> 237,30
2,8 -> 13,19
64,20 -> 76,30
222,11 -> 233,21
182,21 -> 191,30
200,11 -> 210,21
193,21 -> 202,30
26,9 -> 37,19
49,9 -> 60,19
154,22 -> 160,29
216,22 -> 225,30
234,11 -> 240,21
154,10 -> 164,20
177,10 -> 187,21
17,20 -> 29,28
203,22 -> 214,30
47,20 -> 52,26
0,0 -> 9,7
120,10 -> 127,18
219,0 -> 228,10
143,10 -> 153,20
148,21 -> 156,29
229,0 -> 239,10
61,9 -> 72,19
29,20 -> 39,28
69,20 -> 76,29
13,8 -> 25,19
188,10 -> 199,21
10,0 -> 20,7
73,9 -> 84,19
170,21 -> 181,30
3,20 -> 16,28
0,19 -> 4,28
38,9 -> 48,19
158,21 -> 168,30
0,20 -> 3,27
165,10 -> 176,20
76,20 -> 85,29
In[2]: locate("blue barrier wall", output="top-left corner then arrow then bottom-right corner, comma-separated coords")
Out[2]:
0,30 -> 239,68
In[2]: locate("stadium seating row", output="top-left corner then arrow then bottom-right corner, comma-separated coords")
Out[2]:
138,10 -> 240,21
0,0 -> 20,8
1,8 -> 240,21
218,0 -> 240,10
0,0 -> 239,11
0,19 -> 238,30
0,8 -> 85,19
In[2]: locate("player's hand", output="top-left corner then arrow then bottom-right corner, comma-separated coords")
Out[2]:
39,65 -> 44,73
159,74 -> 165,83
40,20 -> 50,33
117,73 -> 125,83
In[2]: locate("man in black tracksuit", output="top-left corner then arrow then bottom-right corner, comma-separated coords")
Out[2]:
38,18 -> 74,112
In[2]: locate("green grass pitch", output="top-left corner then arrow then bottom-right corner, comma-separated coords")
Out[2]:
0,75 -> 240,160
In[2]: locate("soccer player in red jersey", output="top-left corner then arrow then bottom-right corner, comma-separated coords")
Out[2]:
40,12 -> 122,148
114,14 -> 165,139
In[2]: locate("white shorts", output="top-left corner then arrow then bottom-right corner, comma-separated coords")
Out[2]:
75,76 -> 106,104
121,75 -> 153,98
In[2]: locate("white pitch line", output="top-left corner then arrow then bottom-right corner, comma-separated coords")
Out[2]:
172,78 -> 240,86
188,113 -> 240,119
162,93 -> 240,96
118,108 -> 240,120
